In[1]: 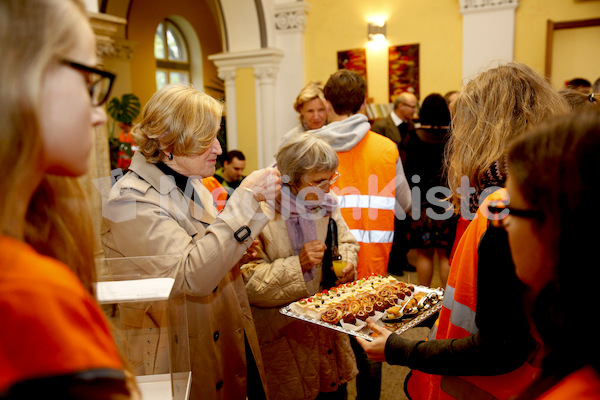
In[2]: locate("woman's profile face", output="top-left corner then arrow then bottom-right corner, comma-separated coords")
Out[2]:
505,177 -> 554,294
39,18 -> 107,176
171,136 -> 222,178
300,97 -> 327,130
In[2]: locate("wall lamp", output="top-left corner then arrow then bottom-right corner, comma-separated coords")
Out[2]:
368,21 -> 387,41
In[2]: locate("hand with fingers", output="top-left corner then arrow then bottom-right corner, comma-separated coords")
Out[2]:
334,262 -> 356,285
299,240 -> 326,272
238,239 -> 260,265
240,167 -> 282,202
355,318 -> 394,362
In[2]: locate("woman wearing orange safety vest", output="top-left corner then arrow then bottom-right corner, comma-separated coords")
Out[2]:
357,63 -> 570,400
311,70 -> 412,279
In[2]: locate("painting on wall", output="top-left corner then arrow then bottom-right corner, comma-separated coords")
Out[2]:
337,48 -> 367,82
388,44 -> 419,101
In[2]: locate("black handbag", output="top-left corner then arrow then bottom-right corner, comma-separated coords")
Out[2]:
321,218 -> 338,289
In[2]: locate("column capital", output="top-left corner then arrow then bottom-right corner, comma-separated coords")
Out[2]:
209,48 -> 284,70
87,12 -> 127,60
460,0 -> 518,14
273,1 -> 311,32
218,68 -> 237,82
254,66 -> 278,83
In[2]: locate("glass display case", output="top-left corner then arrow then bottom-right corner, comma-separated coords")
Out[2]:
96,256 -> 190,400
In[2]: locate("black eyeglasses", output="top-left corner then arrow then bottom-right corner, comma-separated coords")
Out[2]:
487,201 -> 544,225
61,59 -> 116,106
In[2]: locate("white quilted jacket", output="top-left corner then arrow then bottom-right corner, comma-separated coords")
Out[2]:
242,200 -> 359,399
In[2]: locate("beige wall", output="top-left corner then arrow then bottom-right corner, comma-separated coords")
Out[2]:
514,0 -> 600,85
304,0 -> 600,103
304,0 -> 462,103
235,68 -> 259,172
127,0 -> 223,108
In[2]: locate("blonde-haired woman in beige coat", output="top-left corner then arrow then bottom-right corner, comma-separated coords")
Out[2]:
102,84 -> 281,399
242,133 -> 359,400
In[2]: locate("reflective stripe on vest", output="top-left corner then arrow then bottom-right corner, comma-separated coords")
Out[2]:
333,130 -> 398,277
348,229 -> 394,244
338,194 -> 396,210
442,285 -> 479,335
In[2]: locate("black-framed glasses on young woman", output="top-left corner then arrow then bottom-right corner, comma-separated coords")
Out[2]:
487,201 -> 544,226
61,59 -> 116,107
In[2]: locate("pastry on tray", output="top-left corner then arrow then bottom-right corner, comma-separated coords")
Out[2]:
288,274 -> 417,326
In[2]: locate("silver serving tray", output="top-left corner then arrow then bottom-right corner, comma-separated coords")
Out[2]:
279,287 -> 443,342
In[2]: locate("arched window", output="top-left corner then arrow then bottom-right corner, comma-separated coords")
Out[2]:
154,19 -> 190,90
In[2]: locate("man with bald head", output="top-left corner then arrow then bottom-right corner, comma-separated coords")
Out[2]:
372,92 -> 417,147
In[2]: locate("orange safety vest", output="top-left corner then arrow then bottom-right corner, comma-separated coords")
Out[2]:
538,366 -> 600,400
408,189 -> 540,400
0,236 -> 124,391
332,130 -> 397,278
202,176 -> 228,212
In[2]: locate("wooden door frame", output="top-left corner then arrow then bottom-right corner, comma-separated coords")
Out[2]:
545,18 -> 600,78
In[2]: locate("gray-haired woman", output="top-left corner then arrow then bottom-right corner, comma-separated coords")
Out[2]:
102,83 -> 281,399
242,133 -> 359,399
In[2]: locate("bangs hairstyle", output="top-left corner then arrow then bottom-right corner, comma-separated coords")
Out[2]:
276,133 -> 339,186
445,62 -> 569,210
0,0 -> 86,238
131,84 -> 224,164
293,81 -> 326,113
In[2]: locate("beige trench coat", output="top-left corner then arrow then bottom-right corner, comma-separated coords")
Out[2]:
101,152 -> 270,399
241,200 -> 359,400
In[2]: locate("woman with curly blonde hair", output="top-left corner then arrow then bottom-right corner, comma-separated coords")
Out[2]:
359,63 -> 569,400
446,62 -> 568,224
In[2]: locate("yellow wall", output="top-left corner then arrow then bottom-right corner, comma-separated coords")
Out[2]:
127,0 -> 223,108
235,68 -> 259,172
514,0 -> 600,83
304,0 -> 600,103
304,0 -> 462,103
551,25 -> 600,90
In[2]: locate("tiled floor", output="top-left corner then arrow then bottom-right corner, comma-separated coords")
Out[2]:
347,250 -> 443,400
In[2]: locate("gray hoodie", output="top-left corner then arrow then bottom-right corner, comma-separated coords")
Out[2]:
313,114 -> 412,214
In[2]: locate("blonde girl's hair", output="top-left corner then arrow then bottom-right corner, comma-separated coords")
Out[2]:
277,132 -> 339,186
131,84 -> 224,164
0,0 -> 99,292
445,62 -> 569,211
0,0 -> 87,239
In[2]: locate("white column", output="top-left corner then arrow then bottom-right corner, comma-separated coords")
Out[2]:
460,0 -> 519,82
209,48 -> 284,167
271,1 -> 311,143
255,66 -> 278,167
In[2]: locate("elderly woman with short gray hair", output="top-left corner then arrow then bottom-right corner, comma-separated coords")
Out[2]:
242,133 -> 359,399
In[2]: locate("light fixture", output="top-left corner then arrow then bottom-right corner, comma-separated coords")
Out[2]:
368,21 -> 387,41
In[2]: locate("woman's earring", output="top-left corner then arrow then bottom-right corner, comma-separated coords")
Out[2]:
168,152 -> 174,161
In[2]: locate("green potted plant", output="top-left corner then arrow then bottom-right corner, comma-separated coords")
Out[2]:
106,93 -> 141,171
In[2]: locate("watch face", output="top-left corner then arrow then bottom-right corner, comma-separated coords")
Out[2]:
234,225 -> 251,243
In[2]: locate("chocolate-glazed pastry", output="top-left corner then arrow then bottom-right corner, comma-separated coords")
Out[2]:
374,300 -> 386,312
342,312 -> 357,325
356,310 -> 368,321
